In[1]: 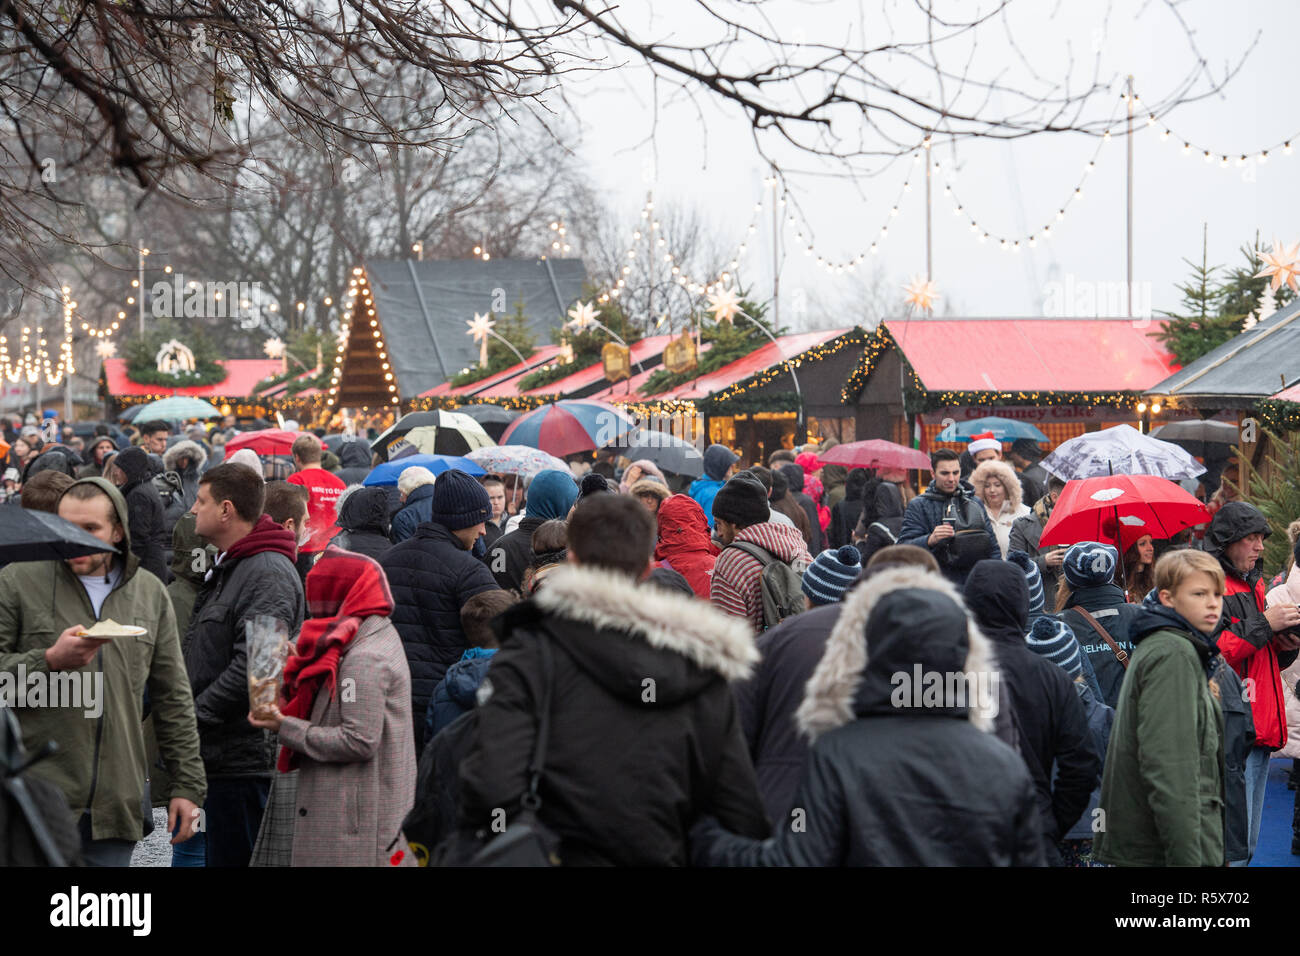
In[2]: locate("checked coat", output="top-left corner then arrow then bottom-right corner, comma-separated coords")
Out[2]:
275,615 -> 418,866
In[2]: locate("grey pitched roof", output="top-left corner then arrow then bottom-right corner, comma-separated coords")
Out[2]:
1146,299 -> 1300,402
365,257 -> 589,397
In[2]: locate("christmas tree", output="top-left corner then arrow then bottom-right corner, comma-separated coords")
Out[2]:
1153,224 -> 1237,366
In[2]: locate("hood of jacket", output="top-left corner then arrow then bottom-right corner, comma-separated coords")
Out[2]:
796,563 -> 997,739
336,439 -> 372,469
401,482 -> 436,509
162,439 -> 208,474
86,435 -> 118,463
821,463 -> 848,491
526,468 -> 579,520
444,648 -> 498,708
530,563 -> 758,701
963,559 -> 1030,645
873,481 -> 904,519
734,520 -> 812,564
777,462 -> 806,494
702,443 -> 739,481
1063,581 -> 1128,609
338,485 -> 390,534
68,475 -> 132,555
1206,501 -> 1271,556
654,494 -> 716,561
169,511 -> 216,583
1130,592 -> 1222,671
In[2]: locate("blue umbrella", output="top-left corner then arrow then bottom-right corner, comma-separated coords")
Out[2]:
362,454 -> 485,486
934,416 -> 1049,443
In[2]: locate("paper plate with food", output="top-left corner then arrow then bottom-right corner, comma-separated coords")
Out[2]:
81,619 -> 148,639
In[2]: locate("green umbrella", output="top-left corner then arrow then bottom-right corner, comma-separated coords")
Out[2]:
129,396 -> 224,421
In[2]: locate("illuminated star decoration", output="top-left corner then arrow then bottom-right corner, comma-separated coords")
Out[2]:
565,300 -> 600,334
1254,239 -> 1300,293
903,277 -> 940,313
466,312 -> 496,366
263,337 -> 286,360
95,339 -> 117,360
707,286 -> 743,325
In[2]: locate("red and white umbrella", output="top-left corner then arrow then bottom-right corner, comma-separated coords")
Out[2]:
1039,474 -> 1211,552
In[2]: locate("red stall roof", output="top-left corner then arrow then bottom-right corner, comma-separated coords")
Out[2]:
884,318 -> 1177,393
1272,382 -> 1300,402
103,358 -> 286,398
419,345 -> 564,398
646,329 -> 851,400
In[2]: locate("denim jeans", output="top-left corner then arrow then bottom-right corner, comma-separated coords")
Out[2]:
204,777 -> 270,868
171,830 -> 207,867
1229,746 -> 1272,867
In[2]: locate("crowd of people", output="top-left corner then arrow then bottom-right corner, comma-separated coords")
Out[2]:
3,410 -> 1300,868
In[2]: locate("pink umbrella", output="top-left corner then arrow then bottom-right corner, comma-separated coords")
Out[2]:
819,439 -> 932,472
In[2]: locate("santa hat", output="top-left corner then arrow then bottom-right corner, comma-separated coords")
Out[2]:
967,431 -> 1001,456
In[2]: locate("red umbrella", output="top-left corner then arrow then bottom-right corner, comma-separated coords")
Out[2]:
499,400 -> 635,459
225,428 -> 319,458
1039,474 -> 1211,552
819,439 -> 932,472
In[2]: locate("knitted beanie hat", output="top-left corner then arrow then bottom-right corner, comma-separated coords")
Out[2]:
1026,616 -> 1083,680
1005,549 -> 1045,617
430,468 -> 492,531
1063,541 -> 1119,589
711,471 -> 769,528
801,545 -> 863,606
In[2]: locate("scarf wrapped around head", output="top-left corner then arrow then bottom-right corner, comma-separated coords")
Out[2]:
277,546 -> 394,771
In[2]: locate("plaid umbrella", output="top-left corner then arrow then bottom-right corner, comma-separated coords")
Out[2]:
466,445 -> 568,480
1040,424 -> 1206,482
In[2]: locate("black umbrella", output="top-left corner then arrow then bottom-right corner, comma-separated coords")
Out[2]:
0,508 -> 118,563
616,430 -> 705,478
455,404 -> 520,442
1149,420 -> 1239,459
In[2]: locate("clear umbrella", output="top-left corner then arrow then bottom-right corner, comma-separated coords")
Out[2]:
1041,424 -> 1206,481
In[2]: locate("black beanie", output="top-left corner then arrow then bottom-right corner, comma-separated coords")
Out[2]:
712,471 -> 769,528
430,469 -> 492,531
113,446 -> 152,486
578,472 -> 612,499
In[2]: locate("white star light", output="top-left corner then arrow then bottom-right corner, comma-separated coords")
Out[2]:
465,312 -> 496,343
565,300 -> 600,333
263,337 -> 286,359
707,286 -> 742,325
95,340 -> 117,360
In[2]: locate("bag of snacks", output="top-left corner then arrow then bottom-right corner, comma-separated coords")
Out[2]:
247,615 -> 290,720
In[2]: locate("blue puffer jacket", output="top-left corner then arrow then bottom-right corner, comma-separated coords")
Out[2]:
688,477 -> 726,528
390,483 -> 436,544
424,647 -> 497,744
381,521 -> 498,751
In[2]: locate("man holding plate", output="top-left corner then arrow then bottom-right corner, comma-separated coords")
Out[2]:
0,476 -> 206,866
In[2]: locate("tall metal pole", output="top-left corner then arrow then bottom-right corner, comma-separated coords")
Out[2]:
1126,75 -> 1134,319
771,165 -> 780,329
925,138 -> 933,281
138,241 -> 146,335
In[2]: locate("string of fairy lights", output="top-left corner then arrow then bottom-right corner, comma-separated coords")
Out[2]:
0,286 -> 78,386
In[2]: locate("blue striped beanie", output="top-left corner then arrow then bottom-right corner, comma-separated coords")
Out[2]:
801,546 -> 862,606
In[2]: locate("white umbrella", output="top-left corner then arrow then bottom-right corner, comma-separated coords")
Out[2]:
1041,424 -> 1207,482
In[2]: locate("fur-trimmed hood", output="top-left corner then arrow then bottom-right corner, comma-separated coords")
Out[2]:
796,564 -> 999,740
163,439 -> 208,473
530,563 -> 758,686
969,458 -> 1023,512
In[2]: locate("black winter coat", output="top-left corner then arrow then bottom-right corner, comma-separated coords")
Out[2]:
486,515 -> 546,594
121,478 -> 170,583
458,563 -> 769,866
1057,583 -> 1145,709
965,561 -> 1100,854
381,521 -> 498,751
334,439 -> 372,486
184,524 -> 305,778
734,604 -> 841,823
693,576 -> 1044,866
328,486 -> 392,561
898,481 -> 999,585
1009,509 -> 1060,596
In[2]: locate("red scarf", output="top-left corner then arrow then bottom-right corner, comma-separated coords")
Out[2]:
277,546 -> 394,771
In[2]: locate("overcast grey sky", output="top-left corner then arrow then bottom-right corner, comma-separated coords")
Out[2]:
561,0 -> 1298,329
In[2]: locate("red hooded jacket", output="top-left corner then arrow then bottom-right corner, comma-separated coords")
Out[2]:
654,495 -> 719,599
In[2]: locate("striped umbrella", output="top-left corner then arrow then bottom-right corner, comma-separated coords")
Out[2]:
499,400 -> 636,458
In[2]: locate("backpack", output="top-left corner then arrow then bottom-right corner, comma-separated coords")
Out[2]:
729,540 -> 807,630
